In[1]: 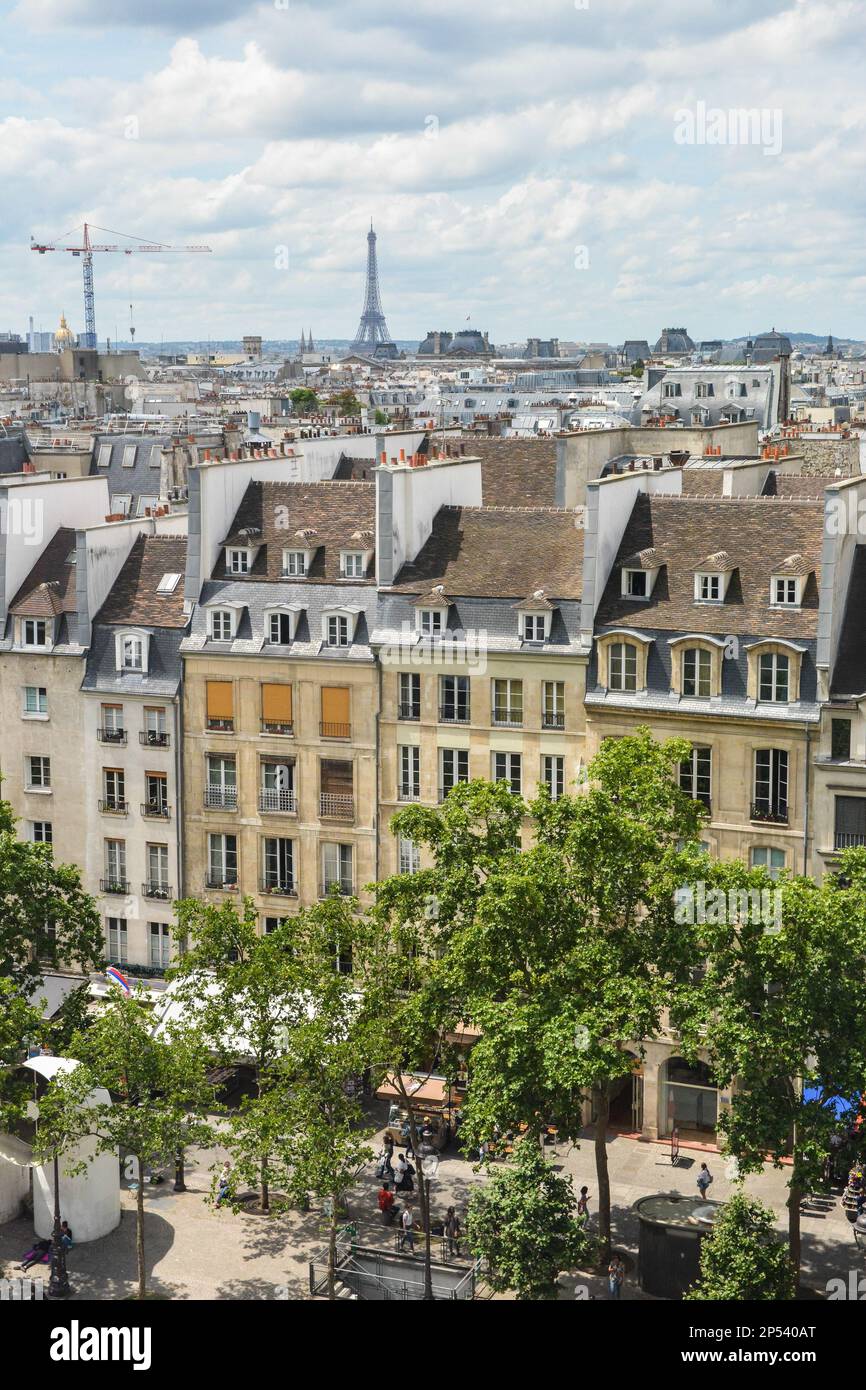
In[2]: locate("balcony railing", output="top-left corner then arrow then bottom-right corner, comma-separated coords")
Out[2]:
398,785 -> 421,802
320,793 -> 354,820
259,789 -> 297,814
204,786 -> 237,810
398,703 -> 420,721
320,721 -> 351,739
206,872 -> 238,890
206,717 -> 234,732
260,878 -> 297,897
750,802 -> 789,825
98,798 -> 128,816
834,831 -> 866,850
438,705 -> 469,724
492,709 -> 523,728
140,730 -> 170,748
142,881 -> 173,901
100,878 -> 129,895
320,880 -> 353,897
97,727 -> 126,745
542,712 -> 565,730
261,719 -> 293,736
141,801 -> 170,820
438,782 -> 468,802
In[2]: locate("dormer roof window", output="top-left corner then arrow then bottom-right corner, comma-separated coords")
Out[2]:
207,602 -> 246,642
513,589 -> 555,642
226,546 -> 252,575
770,555 -> 810,608
115,629 -> 149,673
693,551 -> 734,603
415,585 -> 452,636
264,603 -> 303,645
340,550 -> 368,579
621,549 -> 661,600
322,606 -> 362,648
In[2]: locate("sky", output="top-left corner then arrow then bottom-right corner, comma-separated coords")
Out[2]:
1,0 -> 865,346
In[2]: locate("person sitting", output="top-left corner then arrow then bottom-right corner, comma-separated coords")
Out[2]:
20,1238 -> 51,1271
60,1221 -> 73,1250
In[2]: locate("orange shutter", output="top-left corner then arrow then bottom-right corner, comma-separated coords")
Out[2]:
262,683 -> 292,723
206,681 -> 233,719
321,687 -> 350,725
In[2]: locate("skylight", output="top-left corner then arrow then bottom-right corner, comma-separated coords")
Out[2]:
156,573 -> 181,594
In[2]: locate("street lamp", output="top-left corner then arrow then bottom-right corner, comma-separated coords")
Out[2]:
420,1150 -> 440,1302
47,1148 -> 70,1299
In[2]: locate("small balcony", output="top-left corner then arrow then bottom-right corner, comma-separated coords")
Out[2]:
98,798 -> 128,816
492,708 -> 523,728
834,831 -> 866,851
259,789 -> 297,814
100,878 -> 129,895
542,712 -> 565,730
141,801 -> 170,820
206,873 -> 238,890
206,717 -> 234,732
398,785 -> 421,803
320,879 -> 353,898
750,802 -> 788,826
261,719 -> 293,736
204,786 -> 237,810
260,878 -> 297,897
398,702 -> 420,721
320,721 -> 351,739
438,782 -> 467,802
140,730 -> 170,748
97,727 -> 127,745
142,881 -> 173,901
320,793 -> 354,821
439,705 -> 469,724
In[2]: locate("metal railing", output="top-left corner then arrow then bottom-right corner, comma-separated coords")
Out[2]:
100,878 -> 129,895
398,703 -> 420,720
320,793 -> 354,820
140,730 -> 170,748
206,717 -> 234,732
204,786 -> 237,809
542,712 -> 565,730
321,879 -> 353,897
750,802 -> 788,825
320,721 -> 351,739
97,727 -> 126,744
205,873 -> 238,890
141,801 -> 170,820
261,720 -> 293,735
142,881 -> 173,901
834,831 -> 866,850
98,798 -> 128,815
492,709 -> 523,727
260,878 -> 297,897
438,705 -> 469,724
398,785 -> 421,802
259,789 -> 297,814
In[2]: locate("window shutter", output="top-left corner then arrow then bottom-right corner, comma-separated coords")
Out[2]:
262,683 -> 292,723
321,687 -> 350,725
206,681 -> 233,720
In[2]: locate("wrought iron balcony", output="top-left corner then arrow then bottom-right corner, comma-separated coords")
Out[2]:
260,878 -> 297,897
142,881 -> 173,901
541,712 -> 565,730
398,702 -> 420,721
750,802 -> 788,825
205,873 -> 238,890
100,878 -> 129,895
320,879 -> 353,898
320,721 -> 351,739
140,730 -> 170,748
141,801 -> 170,820
438,705 -> 469,724
320,793 -> 354,820
834,831 -> 866,850
206,717 -> 234,732
261,719 -> 293,736
98,798 -> 128,816
258,789 -> 297,814
97,727 -> 126,744
492,709 -> 523,728
204,786 -> 237,810
398,785 -> 421,802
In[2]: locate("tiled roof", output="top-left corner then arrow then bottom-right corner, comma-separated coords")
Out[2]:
680,466 -> 728,497
8,529 -> 78,616
460,437 -> 559,508
96,535 -> 189,628
215,481 -> 376,584
763,472 -> 829,499
391,506 -> 584,600
595,495 -> 824,637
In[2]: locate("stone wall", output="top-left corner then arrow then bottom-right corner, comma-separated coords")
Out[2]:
797,436 -> 859,477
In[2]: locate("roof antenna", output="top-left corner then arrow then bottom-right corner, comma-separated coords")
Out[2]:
129,303 -> 135,342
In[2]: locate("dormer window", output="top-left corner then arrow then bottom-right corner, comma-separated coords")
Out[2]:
226,547 -> 251,575
759,651 -> 789,703
115,631 -> 148,673
268,612 -> 293,644
696,573 -> 721,602
522,613 -> 547,642
210,609 -> 234,641
282,550 -> 306,577
772,576 -> 800,607
623,570 -> 648,599
22,618 -> 48,648
419,609 -> 443,636
693,553 -> 734,603
340,551 -> 366,579
620,551 -> 660,600
327,614 -> 349,647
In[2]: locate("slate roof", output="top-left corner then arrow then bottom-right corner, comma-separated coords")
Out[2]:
90,432 -> 168,516
390,506 -> 584,601
184,578 -> 378,662
215,481 -> 376,584
8,529 -> 78,616
95,535 -> 188,628
595,495 -> 824,638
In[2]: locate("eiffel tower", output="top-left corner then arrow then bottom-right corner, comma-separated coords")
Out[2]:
349,223 -> 399,359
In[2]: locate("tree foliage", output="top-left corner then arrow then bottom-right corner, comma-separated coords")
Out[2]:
685,1192 -> 795,1301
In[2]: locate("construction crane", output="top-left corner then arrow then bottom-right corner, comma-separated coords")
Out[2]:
30,221 -> 212,350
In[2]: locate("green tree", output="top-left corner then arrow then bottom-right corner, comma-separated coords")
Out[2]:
290,387 -> 320,413
34,996 -> 215,1299
467,1136 -> 592,1299
0,977 -> 43,1129
334,390 -> 362,417
630,358 -> 645,376
685,1192 -> 795,1301
373,408 -> 390,425
0,792 -> 103,994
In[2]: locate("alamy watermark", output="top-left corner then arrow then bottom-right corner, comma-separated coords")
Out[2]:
674,102 -> 783,157
674,881 -> 782,933
380,620 -> 488,675
0,496 -> 43,545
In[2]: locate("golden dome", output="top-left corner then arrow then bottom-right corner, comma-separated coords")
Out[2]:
54,312 -> 74,351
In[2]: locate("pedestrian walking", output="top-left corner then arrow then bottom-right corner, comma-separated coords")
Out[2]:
399,1203 -> 416,1253
215,1161 -> 231,1208
608,1253 -> 625,1300
445,1206 -> 462,1257
378,1182 -> 396,1225
696,1162 -> 713,1197
577,1186 -> 590,1225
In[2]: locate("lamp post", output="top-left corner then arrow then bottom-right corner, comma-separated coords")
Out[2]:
174,1149 -> 186,1193
420,1150 -> 440,1301
47,1148 -> 70,1299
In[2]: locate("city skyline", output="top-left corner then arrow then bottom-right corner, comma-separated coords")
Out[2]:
2,0 -> 866,342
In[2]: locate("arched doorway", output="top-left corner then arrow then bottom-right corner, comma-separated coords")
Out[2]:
659,1056 -> 718,1139
609,1052 -> 644,1133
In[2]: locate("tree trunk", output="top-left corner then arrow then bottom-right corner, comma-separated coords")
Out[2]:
327,1198 -> 338,1300
592,1084 -> 612,1262
136,1159 -> 146,1300
260,1153 -> 270,1214
787,1126 -> 802,1289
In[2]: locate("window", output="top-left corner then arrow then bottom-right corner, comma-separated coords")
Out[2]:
439,748 -> 469,798
208,833 -> 238,887
751,847 -> 786,880
322,843 -> 353,895
492,751 -> 521,795
143,707 -> 168,746
440,675 -> 469,722
26,755 -> 51,790
695,382 -> 714,399
262,837 -> 295,894
23,686 -> 47,716
753,749 -> 788,822
398,745 -> 421,800
399,836 -> 421,875
695,573 -> 721,602
226,547 -> 250,574
492,678 -> 523,726
206,681 -> 234,732
106,917 -> 128,964
210,609 -> 233,641
120,635 -> 143,670
542,681 -> 565,729
282,550 -> 306,577
102,768 -> 126,811
206,755 -> 237,809
22,619 -> 47,647
110,495 -> 132,517
399,673 -> 421,720
320,758 -> 353,819
419,609 -> 443,636
772,577 -> 800,607
326,614 -> 349,647
149,923 -> 170,968
341,552 -> 366,579
263,916 -> 287,935
623,570 -> 647,599
260,758 -> 295,813
262,683 -> 293,734
758,652 -> 789,703
99,703 -> 125,742
121,444 -> 137,468
662,382 -> 682,398
831,718 -> 852,761
32,821 -> 52,844
522,613 -> 546,641
834,797 -> 866,851
156,572 -> 181,594
321,687 -> 350,738
145,844 -> 170,897
542,754 -> 564,801
144,772 -> 168,817
608,642 -> 637,692
104,839 -> 127,891
97,443 -> 112,467
268,611 -> 293,645
679,746 -> 711,809
683,647 -> 712,698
